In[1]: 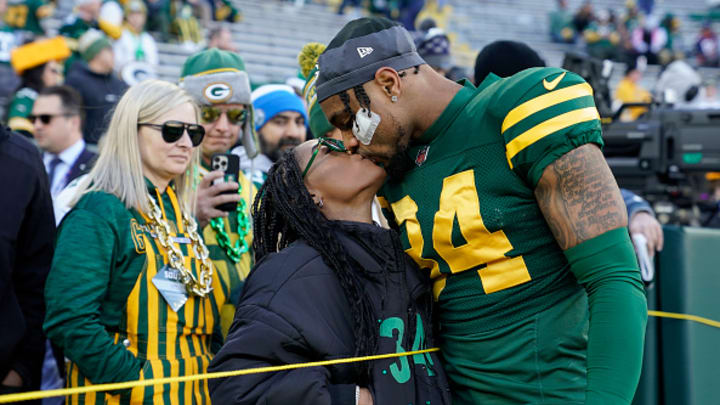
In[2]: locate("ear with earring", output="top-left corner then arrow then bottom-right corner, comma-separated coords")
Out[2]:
310,193 -> 324,208
386,87 -> 398,103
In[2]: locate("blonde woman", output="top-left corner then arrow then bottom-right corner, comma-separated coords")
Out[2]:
44,80 -> 226,404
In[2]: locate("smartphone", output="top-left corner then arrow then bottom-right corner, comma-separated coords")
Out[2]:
211,153 -> 240,212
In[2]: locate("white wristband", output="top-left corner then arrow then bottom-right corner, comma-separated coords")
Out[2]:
355,385 -> 360,405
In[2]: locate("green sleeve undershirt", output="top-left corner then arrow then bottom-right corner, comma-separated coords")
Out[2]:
564,227 -> 648,405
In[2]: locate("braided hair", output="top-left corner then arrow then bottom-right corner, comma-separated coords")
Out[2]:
252,150 -> 378,385
338,65 -> 421,120
339,84 -> 372,123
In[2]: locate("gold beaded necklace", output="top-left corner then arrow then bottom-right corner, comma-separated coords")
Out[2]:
145,196 -> 214,297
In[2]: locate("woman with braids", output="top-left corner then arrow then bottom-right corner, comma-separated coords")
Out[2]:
208,138 -> 451,405
44,79 -> 227,404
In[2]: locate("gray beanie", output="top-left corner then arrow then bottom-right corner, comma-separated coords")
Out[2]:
316,17 -> 425,102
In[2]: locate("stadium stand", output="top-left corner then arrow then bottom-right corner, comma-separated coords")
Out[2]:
447,0 -> 719,91
32,0 -> 720,90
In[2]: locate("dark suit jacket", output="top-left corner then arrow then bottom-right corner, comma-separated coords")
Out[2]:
62,147 -> 96,188
0,125 -> 55,395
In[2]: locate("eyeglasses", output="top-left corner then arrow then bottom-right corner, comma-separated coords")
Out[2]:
302,137 -> 347,178
28,113 -> 72,125
138,120 -> 206,147
200,106 -> 247,125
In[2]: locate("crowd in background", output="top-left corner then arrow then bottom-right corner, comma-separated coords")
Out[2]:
549,0 -> 720,68
547,0 -> 720,118
549,0 -> 682,65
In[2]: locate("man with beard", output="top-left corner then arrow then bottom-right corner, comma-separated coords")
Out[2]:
239,84 -> 307,187
317,17 -> 647,405
179,48 -> 258,336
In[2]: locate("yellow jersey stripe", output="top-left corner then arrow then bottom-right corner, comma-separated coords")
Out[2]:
432,276 -> 446,302
502,82 -> 594,134
84,378 -> 96,405
169,361 -> 180,405
506,107 -> 600,167
146,244 -> 160,360
107,392 -> 120,405
150,361 -> 163,405
191,358 -> 203,404
69,365 -> 78,405
200,356 -> 211,403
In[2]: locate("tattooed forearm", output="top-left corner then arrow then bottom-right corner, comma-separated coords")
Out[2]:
535,143 -> 627,250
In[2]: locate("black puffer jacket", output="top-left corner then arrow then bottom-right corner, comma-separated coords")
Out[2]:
208,221 -> 451,405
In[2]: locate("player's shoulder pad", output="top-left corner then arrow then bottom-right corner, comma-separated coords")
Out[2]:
491,67 -> 589,112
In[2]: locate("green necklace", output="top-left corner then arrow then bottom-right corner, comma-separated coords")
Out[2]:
209,183 -> 250,263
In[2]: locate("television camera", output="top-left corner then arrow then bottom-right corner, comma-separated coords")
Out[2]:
563,53 -> 720,225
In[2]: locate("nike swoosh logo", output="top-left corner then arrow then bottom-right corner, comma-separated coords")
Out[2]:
543,72 -> 567,91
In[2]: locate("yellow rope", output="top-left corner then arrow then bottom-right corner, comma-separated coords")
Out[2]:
0,348 -> 440,403
2,311 -> 717,403
649,310 -> 720,329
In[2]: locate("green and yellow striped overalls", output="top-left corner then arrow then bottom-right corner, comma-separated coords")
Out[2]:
63,186 -> 227,405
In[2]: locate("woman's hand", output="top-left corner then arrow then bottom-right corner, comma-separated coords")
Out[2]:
358,387 -> 373,405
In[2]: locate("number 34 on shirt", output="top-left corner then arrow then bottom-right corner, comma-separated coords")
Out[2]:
379,169 -> 531,300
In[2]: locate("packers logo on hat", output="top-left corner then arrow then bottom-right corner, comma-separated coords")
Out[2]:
203,82 -> 233,103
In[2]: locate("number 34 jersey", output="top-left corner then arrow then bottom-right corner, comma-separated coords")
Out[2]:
378,67 -> 604,334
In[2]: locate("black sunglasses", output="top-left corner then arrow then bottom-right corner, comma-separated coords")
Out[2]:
29,113 -> 72,125
200,106 -> 247,125
302,137 -> 347,178
138,120 -> 205,146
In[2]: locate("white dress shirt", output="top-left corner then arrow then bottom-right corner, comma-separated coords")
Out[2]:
43,139 -> 85,196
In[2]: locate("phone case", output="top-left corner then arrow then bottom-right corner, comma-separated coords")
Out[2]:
211,153 -> 240,212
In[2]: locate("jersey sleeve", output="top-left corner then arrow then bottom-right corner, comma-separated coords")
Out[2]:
493,67 -> 603,188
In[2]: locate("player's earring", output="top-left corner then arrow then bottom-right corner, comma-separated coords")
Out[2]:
316,197 -> 324,208
391,95 -> 398,103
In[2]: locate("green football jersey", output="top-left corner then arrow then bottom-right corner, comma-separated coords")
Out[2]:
4,0 -> 52,35
378,67 -> 603,334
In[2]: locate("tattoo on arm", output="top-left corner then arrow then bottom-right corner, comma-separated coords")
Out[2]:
535,144 -> 627,250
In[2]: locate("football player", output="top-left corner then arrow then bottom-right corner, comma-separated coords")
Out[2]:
317,17 -> 647,405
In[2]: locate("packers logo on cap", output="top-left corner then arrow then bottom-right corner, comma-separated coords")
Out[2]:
203,82 -> 233,103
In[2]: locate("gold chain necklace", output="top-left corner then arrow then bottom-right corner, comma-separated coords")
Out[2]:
146,196 -> 214,297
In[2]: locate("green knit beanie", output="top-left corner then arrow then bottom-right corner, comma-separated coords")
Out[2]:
78,29 -> 112,62
180,48 -> 246,78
